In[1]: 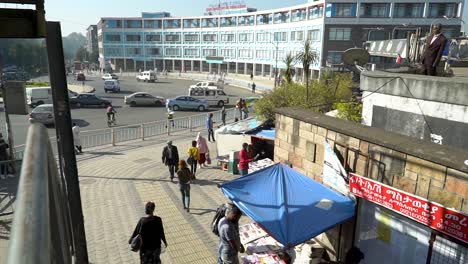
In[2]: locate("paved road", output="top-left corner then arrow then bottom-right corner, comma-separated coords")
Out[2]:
0,75 -> 253,147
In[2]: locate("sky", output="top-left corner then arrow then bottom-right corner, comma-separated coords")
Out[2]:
44,0 -> 306,35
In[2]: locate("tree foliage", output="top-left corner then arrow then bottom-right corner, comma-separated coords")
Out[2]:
255,73 -> 354,121
295,40 -> 318,101
282,53 -> 296,84
334,102 -> 363,122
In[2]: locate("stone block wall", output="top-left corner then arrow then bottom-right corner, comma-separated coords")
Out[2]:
274,111 -> 468,213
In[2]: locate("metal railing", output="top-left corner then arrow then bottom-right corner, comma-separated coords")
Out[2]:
7,123 -> 73,264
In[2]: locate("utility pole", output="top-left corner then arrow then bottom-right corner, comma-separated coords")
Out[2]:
45,21 -> 89,264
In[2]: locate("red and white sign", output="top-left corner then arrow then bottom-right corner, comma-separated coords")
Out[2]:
349,173 -> 468,243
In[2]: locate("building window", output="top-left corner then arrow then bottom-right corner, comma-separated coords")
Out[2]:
203,34 -> 217,42
309,6 -> 324,19
104,47 -> 123,56
184,48 -> 199,57
203,49 -> 217,57
220,34 -> 235,42
221,17 -> 237,27
165,34 -> 180,42
393,3 -> 424,18
165,48 -> 181,56
239,33 -> 253,42
126,47 -> 142,56
257,14 -> 272,25
292,9 -> 306,22
256,50 -> 270,59
360,3 -> 389,18
105,20 -> 122,28
164,19 -> 181,29
104,34 -> 121,42
327,51 -> 343,64
202,18 -> 218,28
274,12 -> 289,24
326,3 -> 357,18
145,34 -> 161,42
329,28 -> 351,41
238,15 -> 254,26
220,49 -> 235,58
428,3 -> 458,18
308,30 -> 320,41
144,20 -> 162,29
124,20 -> 142,28
238,49 -> 253,58
126,34 -> 141,42
274,32 -> 287,42
146,48 -> 160,56
274,50 -> 286,61
183,19 -> 200,28
256,32 -> 271,42
184,34 -> 199,42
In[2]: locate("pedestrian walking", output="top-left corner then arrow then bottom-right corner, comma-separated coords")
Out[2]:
187,140 -> 199,176
250,72 -> 253,80
177,160 -> 192,212
72,123 -> 83,154
251,82 -> 256,94
0,133 -> 13,179
218,204 -> 244,264
221,106 -> 227,126
196,132 -> 209,168
235,98 -> 243,120
207,113 -> 215,142
166,109 -> 175,128
162,141 -> 179,182
129,201 -> 168,264
239,143 -> 253,176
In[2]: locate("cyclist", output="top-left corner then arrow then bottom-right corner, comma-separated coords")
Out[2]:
106,104 -> 116,123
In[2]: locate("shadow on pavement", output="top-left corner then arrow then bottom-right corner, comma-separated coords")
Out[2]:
80,151 -> 124,156
72,119 -> 90,128
187,207 -> 217,216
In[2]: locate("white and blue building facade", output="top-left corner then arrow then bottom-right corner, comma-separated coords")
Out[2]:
97,0 -> 463,77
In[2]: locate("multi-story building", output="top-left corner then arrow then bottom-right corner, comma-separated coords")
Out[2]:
86,25 -> 98,55
96,0 -> 463,77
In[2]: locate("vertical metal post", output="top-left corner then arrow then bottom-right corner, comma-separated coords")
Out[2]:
189,116 -> 193,132
141,123 -> 145,141
274,44 -> 278,89
167,120 -> 170,135
45,22 -> 89,263
111,128 -> 116,146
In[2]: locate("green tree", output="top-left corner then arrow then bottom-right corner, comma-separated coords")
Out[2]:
334,102 -> 363,122
282,53 -> 296,84
295,40 -> 318,101
74,46 -> 89,62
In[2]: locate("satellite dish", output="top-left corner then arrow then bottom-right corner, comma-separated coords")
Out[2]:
342,48 -> 370,73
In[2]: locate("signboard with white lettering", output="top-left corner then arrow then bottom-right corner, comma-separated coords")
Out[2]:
349,173 -> 468,243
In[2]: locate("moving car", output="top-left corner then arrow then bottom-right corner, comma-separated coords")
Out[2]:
29,104 -> 54,125
102,73 -> 118,80
189,81 -> 220,90
69,93 -> 111,108
136,71 -> 157,82
188,87 -> 229,107
124,92 -> 165,107
26,87 -> 53,107
104,80 -> 121,93
166,96 -> 208,112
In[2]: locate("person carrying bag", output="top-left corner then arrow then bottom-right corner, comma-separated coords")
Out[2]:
187,140 -> 200,176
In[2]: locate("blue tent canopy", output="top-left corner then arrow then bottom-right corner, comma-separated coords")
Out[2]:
220,163 -> 355,248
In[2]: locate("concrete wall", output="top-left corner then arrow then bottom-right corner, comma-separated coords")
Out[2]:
274,107 -> 468,259
361,70 -> 468,149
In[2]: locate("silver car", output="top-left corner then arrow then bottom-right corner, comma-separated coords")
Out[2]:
124,92 -> 165,107
29,104 -> 54,125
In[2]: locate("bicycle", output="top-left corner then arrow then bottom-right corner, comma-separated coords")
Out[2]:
107,115 -> 117,127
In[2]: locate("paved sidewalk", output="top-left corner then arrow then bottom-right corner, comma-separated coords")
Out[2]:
76,131 -> 247,263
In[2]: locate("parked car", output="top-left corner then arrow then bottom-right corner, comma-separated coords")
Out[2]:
102,73 -> 118,80
104,80 -> 121,93
188,87 -> 229,107
26,87 -> 53,107
76,73 -> 86,81
189,81 -> 220,90
136,71 -> 157,82
124,92 -> 165,107
29,104 -> 54,125
69,93 -> 111,108
166,96 -> 208,112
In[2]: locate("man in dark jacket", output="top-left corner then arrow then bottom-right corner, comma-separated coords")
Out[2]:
162,140 -> 179,182
421,24 -> 447,76
0,133 -> 12,179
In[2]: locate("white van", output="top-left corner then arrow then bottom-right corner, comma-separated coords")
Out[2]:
26,87 -> 53,107
136,71 -> 157,82
188,87 -> 229,107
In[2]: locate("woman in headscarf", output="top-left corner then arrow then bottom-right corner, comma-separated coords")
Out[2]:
196,132 -> 209,168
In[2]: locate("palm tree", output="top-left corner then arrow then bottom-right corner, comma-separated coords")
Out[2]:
295,40 -> 318,101
282,53 -> 296,84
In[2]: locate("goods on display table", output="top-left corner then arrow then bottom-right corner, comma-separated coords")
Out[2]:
240,223 -> 287,264
248,158 -> 275,174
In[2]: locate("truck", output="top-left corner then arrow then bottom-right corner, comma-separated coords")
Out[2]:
136,71 -> 157,82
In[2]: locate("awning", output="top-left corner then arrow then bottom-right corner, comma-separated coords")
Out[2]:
251,128 -> 275,140
220,163 -> 355,248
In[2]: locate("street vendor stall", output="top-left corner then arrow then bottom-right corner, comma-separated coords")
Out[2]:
220,163 -> 356,263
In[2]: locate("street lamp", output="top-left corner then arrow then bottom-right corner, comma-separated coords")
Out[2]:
260,30 -> 280,88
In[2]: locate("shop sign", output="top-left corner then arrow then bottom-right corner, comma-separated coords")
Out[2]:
349,173 -> 468,244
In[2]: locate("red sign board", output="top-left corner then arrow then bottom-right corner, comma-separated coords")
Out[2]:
349,173 -> 468,243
